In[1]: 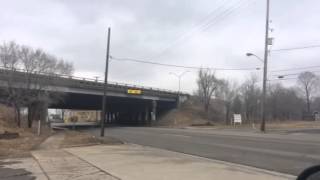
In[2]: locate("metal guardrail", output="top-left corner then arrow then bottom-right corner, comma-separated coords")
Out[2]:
0,67 -> 188,96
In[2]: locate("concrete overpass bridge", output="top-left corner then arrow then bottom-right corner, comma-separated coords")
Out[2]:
0,68 -> 188,125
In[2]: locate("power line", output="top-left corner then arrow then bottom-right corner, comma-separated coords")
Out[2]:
270,65 -> 320,73
110,56 -> 260,71
150,0 -> 231,58
151,0 -> 253,59
268,77 -> 298,82
200,0 -> 253,32
272,70 -> 320,77
160,0 -> 230,45
272,44 -> 320,52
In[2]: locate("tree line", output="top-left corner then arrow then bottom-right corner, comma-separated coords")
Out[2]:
195,69 -> 320,124
0,41 -> 74,128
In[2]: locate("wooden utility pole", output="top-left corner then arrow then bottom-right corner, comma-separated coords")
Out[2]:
261,0 -> 270,132
101,27 -> 111,137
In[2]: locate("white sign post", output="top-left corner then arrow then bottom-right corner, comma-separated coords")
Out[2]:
233,114 -> 242,127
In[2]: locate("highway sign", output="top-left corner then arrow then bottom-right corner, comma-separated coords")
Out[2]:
127,89 -> 142,95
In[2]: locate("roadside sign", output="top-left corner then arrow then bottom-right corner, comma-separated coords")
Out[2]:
233,114 -> 242,125
127,89 -> 142,95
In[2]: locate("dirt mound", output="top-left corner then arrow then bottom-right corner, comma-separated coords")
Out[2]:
156,99 -> 210,127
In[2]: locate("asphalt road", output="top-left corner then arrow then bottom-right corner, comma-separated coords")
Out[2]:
89,127 -> 320,176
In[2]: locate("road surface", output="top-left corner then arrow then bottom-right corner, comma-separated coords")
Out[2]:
89,127 -> 320,176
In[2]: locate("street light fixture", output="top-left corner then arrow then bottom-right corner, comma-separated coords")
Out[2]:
246,53 -> 264,63
169,70 -> 190,94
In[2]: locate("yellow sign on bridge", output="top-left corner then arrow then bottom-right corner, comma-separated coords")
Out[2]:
127,89 -> 142,95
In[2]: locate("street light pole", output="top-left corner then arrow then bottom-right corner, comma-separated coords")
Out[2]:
169,71 -> 190,94
261,0 -> 270,132
100,27 -> 111,137
170,71 -> 190,108
94,76 -> 99,82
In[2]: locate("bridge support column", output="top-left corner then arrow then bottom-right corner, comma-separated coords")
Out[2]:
27,104 -> 36,128
109,112 -> 112,123
151,100 -> 157,122
39,102 -> 48,123
144,106 -> 149,124
62,110 -> 65,122
115,112 -> 119,123
106,112 -> 109,123
108,112 -> 112,123
138,112 -> 142,125
110,113 -> 114,123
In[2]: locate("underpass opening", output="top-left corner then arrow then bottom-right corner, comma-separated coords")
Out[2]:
49,92 -> 177,126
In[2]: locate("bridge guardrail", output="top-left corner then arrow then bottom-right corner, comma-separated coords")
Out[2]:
0,67 -> 188,97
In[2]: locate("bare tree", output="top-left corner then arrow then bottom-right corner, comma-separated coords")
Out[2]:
232,95 -> 242,115
56,60 -> 74,76
217,80 -> 237,124
196,69 -> 221,117
0,41 -> 74,128
297,71 -> 319,114
0,41 -> 19,69
21,48 -> 73,127
267,83 -> 304,120
313,97 -> 320,113
240,74 -> 261,123
0,42 -> 25,127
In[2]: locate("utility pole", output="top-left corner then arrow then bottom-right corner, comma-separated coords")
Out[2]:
261,0 -> 270,132
100,27 -> 111,137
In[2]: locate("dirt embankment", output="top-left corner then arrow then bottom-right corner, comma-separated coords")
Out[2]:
155,99 -> 320,130
0,106 -> 51,158
156,99 -> 211,127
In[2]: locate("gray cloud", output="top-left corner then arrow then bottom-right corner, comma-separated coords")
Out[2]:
0,0 -> 319,93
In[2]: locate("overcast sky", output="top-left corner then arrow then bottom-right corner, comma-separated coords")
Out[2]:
1,0 -> 319,93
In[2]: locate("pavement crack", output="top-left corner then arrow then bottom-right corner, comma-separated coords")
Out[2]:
32,154 -> 51,180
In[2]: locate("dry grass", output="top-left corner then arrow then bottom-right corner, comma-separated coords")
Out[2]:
184,120 -> 320,131
156,99 -> 215,127
156,109 -> 209,127
266,120 -> 320,129
0,129 -> 46,158
60,130 -> 123,148
0,105 -> 51,158
156,99 -> 320,130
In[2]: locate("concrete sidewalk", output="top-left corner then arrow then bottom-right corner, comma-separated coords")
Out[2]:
0,158 -> 48,180
32,150 -> 117,180
64,144 -> 295,180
